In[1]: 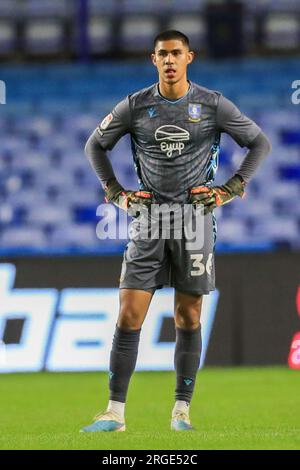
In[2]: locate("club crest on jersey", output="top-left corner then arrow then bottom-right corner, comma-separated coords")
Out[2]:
155,125 -> 190,158
188,103 -> 202,122
100,112 -> 113,130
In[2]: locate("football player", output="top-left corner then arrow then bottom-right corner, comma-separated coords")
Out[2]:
81,30 -> 271,432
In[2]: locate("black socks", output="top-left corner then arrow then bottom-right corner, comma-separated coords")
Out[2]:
174,325 -> 202,403
109,326 -> 141,403
109,324 -> 201,405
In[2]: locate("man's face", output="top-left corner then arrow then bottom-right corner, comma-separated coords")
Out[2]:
151,39 -> 194,84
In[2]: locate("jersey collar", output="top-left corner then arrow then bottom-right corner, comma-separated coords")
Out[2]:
155,80 -> 192,104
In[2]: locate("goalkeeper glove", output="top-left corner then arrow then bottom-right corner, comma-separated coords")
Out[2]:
104,178 -> 152,213
190,174 -> 246,215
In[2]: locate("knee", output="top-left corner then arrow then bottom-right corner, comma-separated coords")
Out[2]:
175,314 -> 200,330
175,300 -> 202,330
118,304 -> 143,330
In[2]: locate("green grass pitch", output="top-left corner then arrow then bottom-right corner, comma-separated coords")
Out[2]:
0,367 -> 299,450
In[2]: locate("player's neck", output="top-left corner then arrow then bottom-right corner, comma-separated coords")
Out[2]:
158,79 -> 190,101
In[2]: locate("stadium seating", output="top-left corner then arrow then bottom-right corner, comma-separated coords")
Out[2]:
120,16 -> 160,52
0,59 -> 299,254
22,0 -> 70,18
166,15 -> 206,50
88,17 -> 113,54
264,13 -> 300,50
0,0 -> 19,18
1,0 -> 299,59
0,20 -> 17,55
24,20 -> 65,55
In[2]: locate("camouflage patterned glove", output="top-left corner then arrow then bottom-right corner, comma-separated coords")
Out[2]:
104,178 -> 152,212
190,175 -> 246,215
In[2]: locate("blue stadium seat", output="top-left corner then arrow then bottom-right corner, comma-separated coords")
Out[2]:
0,204 -> 14,225
3,179 -> 23,207
216,218 -> 248,244
60,185 -> 101,206
50,224 -> 98,248
240,0 -> 300,13
24,19 -> 65,55
0,20 -> 17,54
89,0 -> 118,15
269,181 -> 300,199
88,17 -> 113,54
121,0 -> 170,14
279,165 -> 300,181
264,13 -> 299,50
73,205 -> 99,224
161,0 -> 204,13
280,129 -> 300,145
166,15 -> 206,51
0,0 -> 18,18
34,168 -> 74,189
27,204 -> 71,225
1,226 -> 47,248
120,16 -> 160,52
8,189 -> 45,207
22,0 -> 70,18
252,217 -> 299,243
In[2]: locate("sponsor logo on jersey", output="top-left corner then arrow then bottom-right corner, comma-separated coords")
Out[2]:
155,125 -> 190,158
188,103 -> 202,122
100,112 -> 113,130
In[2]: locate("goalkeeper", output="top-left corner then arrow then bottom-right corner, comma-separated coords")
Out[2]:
82,30 -> 271,432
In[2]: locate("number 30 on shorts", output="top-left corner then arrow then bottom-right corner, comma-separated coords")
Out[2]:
190,253 -> 213,276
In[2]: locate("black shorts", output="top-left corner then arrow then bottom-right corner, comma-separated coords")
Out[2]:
119,205 -> 216,296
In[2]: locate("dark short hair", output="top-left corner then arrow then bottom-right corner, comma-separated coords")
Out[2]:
153,30 -> 190,50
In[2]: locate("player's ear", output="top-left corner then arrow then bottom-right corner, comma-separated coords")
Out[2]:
151,52 -> 157,67
187,50 -> 195,64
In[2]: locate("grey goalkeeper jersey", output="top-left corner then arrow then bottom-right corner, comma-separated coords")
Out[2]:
95,81 -> 261,203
